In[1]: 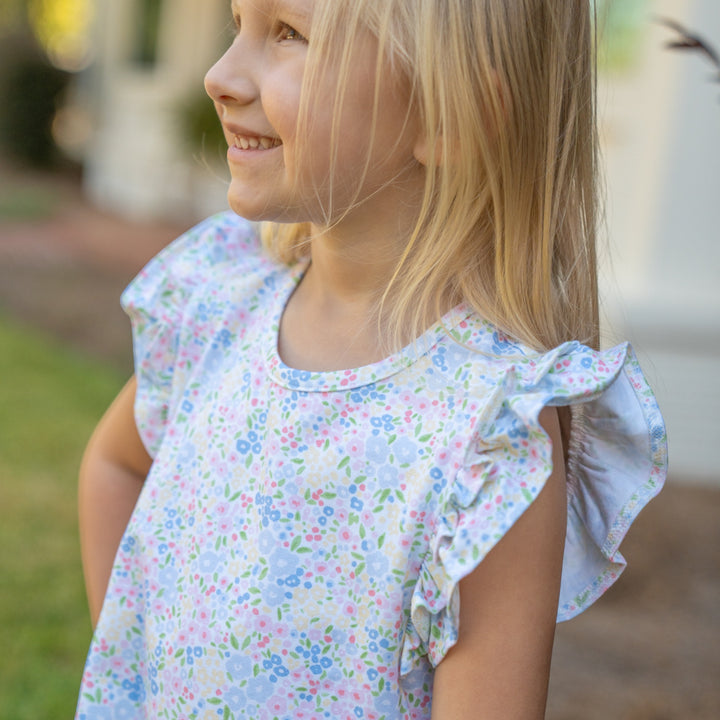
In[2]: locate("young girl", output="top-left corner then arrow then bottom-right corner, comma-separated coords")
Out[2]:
76,1 -> 667,718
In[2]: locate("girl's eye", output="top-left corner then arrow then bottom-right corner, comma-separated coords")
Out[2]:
277,22 -> 306,43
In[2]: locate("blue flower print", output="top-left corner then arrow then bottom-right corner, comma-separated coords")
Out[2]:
225,687 -> 247,712
258,529 -> 276,555
226,653 -> 252,677
245,675 -> 276,703
198,551 -> 220,574
445,342 -> 471,372
366,435 -> 389,463
366,551 -> 389,578
374,691 -> 400,713
376,464 -> 399,488
268,547 -> 300,578
177,441 -> 196,464
113,701 -> 137,720
263,583 -> 286,607
203,347 -> 224,373
121,674 -> 146,703
80,707 -> 112,720
158,565 -> 178,587
491,330 -> 516,354
393,436 -> 418,465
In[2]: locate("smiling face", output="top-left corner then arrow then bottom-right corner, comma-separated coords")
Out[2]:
205,0 -> 424,229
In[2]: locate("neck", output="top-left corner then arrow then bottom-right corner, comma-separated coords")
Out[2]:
304,181 -> 422,308
277,163 -> 431,371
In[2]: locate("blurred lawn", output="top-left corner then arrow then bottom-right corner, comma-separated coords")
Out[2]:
0,314 -> 123,719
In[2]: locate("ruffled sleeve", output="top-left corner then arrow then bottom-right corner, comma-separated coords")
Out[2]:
400,341 -> 667,674
120,212 -> 260,456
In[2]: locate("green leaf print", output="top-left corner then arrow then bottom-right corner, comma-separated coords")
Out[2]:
291,535 -> 302,551
230,634 -> 239,650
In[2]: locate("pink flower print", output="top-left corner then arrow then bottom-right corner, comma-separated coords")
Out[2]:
273,623 -> 287,638
218,518 -> 232,533
268,697 -> 287,715
214,501 -> 230,518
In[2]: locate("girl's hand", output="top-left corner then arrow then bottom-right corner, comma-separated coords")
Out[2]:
78,376 -> 152,628
431,407 -> 567,720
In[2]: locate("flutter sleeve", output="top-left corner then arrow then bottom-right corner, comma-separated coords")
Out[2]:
400,341 -> 667,674
120,212 -> 258,456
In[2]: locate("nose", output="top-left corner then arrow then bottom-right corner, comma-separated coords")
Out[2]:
205,42 -> 258,107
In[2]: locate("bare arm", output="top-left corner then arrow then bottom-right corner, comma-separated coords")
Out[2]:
78,376 -> 152,628
431,407 -> 567,720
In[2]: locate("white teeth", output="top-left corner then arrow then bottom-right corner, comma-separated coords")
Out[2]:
233,134 -> 281,150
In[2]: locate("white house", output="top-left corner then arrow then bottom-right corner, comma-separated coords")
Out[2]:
82,0 -> 230,221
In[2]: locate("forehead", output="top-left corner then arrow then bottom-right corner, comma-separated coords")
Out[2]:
231,0 -> 314,21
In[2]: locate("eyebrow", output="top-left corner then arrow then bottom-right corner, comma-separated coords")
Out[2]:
270,0 -> 313,26
231,0 -> 313,28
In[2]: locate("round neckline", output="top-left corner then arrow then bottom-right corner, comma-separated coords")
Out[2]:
263,261 -> 472,393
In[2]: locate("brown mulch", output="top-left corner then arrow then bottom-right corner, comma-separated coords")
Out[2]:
1,170 -> 718,719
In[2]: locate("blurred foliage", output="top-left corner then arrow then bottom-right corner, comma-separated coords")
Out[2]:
0,38 -> 70,167
176,91 -> 227,162
28,0 -> 93,72
0,4 -> 72,167
133,0 -> 163,67
595,0 -> 649,73
0,315 -> 123,719
0,183 -> 59,220
0,0 -> 92,167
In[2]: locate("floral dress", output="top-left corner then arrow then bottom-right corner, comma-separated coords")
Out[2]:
76,212 -> 667,720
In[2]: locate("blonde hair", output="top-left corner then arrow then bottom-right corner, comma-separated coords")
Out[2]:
262,0 -> 600,352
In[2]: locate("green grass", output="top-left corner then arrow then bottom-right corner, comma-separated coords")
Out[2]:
0,185 -> 59,221
0,315 -> 124,719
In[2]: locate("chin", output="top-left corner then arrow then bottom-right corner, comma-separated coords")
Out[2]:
227,188 -> 312,225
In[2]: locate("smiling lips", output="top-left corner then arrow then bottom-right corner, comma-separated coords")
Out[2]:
233,134 -> 282,150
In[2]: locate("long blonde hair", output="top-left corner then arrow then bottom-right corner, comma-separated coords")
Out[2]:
262,0 -> 600,352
